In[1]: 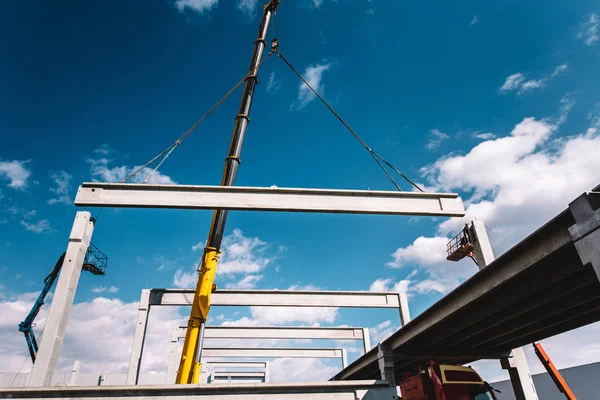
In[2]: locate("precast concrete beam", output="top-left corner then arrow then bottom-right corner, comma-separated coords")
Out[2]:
74,182 -> 465,217
149,288 -> 403,308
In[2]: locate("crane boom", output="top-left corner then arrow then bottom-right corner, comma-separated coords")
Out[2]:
533,342 -> 576,400
18,254 -> 66,362
175,0 -> 280,385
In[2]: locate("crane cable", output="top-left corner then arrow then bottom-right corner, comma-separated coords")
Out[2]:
275,49 -> 424,192
121,52 -> 276,184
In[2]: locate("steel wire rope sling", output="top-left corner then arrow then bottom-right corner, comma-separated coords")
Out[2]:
271,39 -> 424,192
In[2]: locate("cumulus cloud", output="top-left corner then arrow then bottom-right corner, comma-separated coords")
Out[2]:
291,62 -> 331,110
577,13 -> 599,46
91,286 -> 119,294
470,15 -> 479,25
87,148 -> 175,185
224,274 -> 263,289
48,171 -> 73,205
0,160 -> 31,190
426,129 -> 450,150
20,219 -> 54,234
174,0 -> 218,13
500,64 -> 567,95
473,132 -> 496,140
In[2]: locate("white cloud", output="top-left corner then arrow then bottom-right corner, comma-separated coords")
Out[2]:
470,15 -> 479,25
173,268 -> 197,288
20,219 -> 54,234
370,320 -> 396,344
236,0 -> 257,17
397,101 -> 600,295
499,73 -> 526,92
270,358 -> 339,382
22,209 -> 36,219
91,286 -> 119,294
0,160 -> 31,190
366,8 -> 375,15
266,71 -> 282,93
500,64 -> 568,95
369,278 -> 409,294
577,13 -> 599,46
218,229 -> 275,275
247,306 -> 338,325
224,274 -> 263,289
0,218 -> 8,224
87,155 -> 175,185
292,63 -> 331,110
191,241 -> 205,252
473,132 -> 496,140
426,129 -> 450,150
174,0 -> 218,13
551,63 -> 568,78
48,171 -> 73,205
311,0 -> 324,8
93,144 -> 114,156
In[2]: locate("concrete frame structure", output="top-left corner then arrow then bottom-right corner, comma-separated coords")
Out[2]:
28,212 -> 95,387
468,220 -> 538,400
74,182 -> 466,217
129,288 -> 408,385
166,326 -> 369,384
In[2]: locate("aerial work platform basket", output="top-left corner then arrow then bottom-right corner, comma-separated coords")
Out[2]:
83,242 -> 108,275
446,226 -> 475,262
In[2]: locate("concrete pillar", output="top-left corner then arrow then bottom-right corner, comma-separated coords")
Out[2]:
341,348 -> 348,369
28,212 -> 95,387
166,326 -> 181,384
69,360 -> 80,386
377,343 -> 396,386
264,361 -> 270,383
362,328 -> 372,352
399,291 -> 411,326
126,289 -> 151,385
469,220 -> 538,400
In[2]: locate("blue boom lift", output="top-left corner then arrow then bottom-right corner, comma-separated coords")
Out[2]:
18,243 -> 108,362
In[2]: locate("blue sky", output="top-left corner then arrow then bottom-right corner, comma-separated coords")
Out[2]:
1,0 -> 600,383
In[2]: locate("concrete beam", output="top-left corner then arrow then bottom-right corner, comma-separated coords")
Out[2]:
28,212 -> 95,387
0,380 -> 399,400
74,182 -> 465,217
203,347 -> 344,360
203,347 -> 348,369
205,361 -> 268,369
203,326 -> 367,341
149,289 -> 402,308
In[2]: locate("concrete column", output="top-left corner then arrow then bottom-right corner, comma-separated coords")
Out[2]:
126,289 -> 151,385
469,220 -> 538,400
398,291 -> 411,326
264,361 -> 270,383
341,348 -> 348,369
166,327 -> 180,384
377,343 -> 396,386
69,361 -> 80,386
28,212 -> 95,387
362,328 -> 372,352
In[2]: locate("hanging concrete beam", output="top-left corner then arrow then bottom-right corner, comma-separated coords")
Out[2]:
149,288 -> 402,308
28,212 -> 95,387
74,182 -> 465,217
